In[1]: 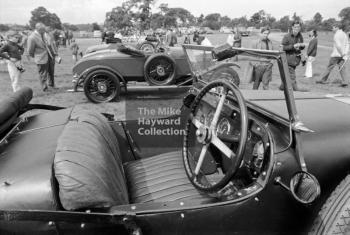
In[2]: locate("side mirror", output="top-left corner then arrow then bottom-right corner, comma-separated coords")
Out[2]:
290,171 -> 321,204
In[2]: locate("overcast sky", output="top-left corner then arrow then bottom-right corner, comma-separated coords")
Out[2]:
0,0 -> 348,25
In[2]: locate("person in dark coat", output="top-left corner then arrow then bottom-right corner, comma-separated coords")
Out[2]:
304,30 -> 318,78
279,21 -> 307,91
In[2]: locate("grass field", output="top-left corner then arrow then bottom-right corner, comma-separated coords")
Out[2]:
0,32 -> 349,119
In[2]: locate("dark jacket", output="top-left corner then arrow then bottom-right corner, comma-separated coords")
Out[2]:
307,37 -> 318,57
0,41 -> 24,60
282,32 -> 304,67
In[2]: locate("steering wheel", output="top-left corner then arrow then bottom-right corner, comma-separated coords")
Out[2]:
183,80 -> 248,192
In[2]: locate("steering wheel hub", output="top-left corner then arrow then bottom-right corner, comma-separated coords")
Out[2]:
196,126 -> 211,144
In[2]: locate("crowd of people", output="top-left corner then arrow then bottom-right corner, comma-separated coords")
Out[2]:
244,21 -> 349,91
0,22 -> 80,92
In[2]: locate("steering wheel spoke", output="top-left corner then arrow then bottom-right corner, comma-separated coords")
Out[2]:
194,144 -> 209,175
191,116 -> 205,129
211,134 -> 236,159
209,89 -> 227,130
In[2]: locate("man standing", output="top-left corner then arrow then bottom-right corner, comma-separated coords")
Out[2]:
0,31 -> 24,92
45,26 -> 58,88
316,22 -> 349,87
27,22 -> 51,91
304,30 -> 318,78
251,27 -> 274,90
165,28 -> 177,47
280,21 -> 307,91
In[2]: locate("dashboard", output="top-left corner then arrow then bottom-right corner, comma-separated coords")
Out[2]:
194,96 -> 270,181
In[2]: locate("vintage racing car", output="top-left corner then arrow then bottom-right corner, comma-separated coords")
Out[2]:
72,43 -> 240,103
0,45 -> 349,234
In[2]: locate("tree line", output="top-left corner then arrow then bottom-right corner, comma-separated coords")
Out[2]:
0,4 -> 349,33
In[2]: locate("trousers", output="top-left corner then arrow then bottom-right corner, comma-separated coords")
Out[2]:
304,56 -> 315,78
320,57 -> 348,84
7,61 -> 21,92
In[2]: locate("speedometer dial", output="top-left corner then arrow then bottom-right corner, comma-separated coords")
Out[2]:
217,118 -> 231,135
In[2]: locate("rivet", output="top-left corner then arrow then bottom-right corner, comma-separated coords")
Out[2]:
254,197 -> 259,202
276,162 -> 282,166
131,206 -> 136,210
81,223 -> 85,228
180,213 -> 185,218
180,202 -> 184,206
48,221 -> 54,226
237,192 -> 242,196
266,143 -> 270,147
257,127 -> 261,131
86,210 -> 91,213
262,171 -> 266,176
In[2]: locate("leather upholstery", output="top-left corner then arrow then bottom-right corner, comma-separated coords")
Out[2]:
54,111 -> 129,210
124,151 -> 211,204
0,87 -> 32,124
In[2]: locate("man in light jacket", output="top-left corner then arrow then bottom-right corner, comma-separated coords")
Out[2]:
27,22 -> 51,91
316,22 -> 349,87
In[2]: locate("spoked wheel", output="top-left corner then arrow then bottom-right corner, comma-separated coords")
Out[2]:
139,42 -> 156,53
183,80 -> 248,192
83,70 -> 120,103
144,54 -> 176,86
211,67 -> 240,87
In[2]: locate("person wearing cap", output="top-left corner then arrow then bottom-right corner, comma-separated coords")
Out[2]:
250,27 -> 274,90
279,21 -> 307,91
304,30 -> 318,78
27,22 -> 52,91
316,22 -> 349,87
0,30 -> 24,92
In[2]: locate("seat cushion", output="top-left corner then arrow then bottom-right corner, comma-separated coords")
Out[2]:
54,111 -> 128,210
124,151 -> 212,204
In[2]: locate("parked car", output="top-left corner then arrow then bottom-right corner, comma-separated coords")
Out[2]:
0,45 -> 348,235
77,43 -> 240,103
73,44 -> 192,103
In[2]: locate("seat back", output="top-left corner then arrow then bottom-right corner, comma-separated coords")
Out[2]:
54,110 -> 129,211
0,87 -> 32,134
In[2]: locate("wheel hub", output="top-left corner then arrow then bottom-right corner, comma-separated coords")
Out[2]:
97,81 -> 107,93
156,66 -> 165,76
196,126 -> 211,144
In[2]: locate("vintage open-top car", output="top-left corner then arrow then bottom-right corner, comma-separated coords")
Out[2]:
72,43 -> 240,104
72,43 -> 193,103
0,45 -> 349,234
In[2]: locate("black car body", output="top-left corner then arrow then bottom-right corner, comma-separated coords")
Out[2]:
0,45 -> 349,235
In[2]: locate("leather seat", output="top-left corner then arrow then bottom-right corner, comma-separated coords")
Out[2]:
54,110 -> 211,210
124,151 -> 212,204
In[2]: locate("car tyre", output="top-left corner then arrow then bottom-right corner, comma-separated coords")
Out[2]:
139,42 -> 156,53
210,67 -> 240,87
310,175 -> 350,235
83,70 -> 121,103
144,54 -> 176,86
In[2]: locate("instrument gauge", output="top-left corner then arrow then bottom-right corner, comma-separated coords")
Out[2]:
217,118 -> 231,135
